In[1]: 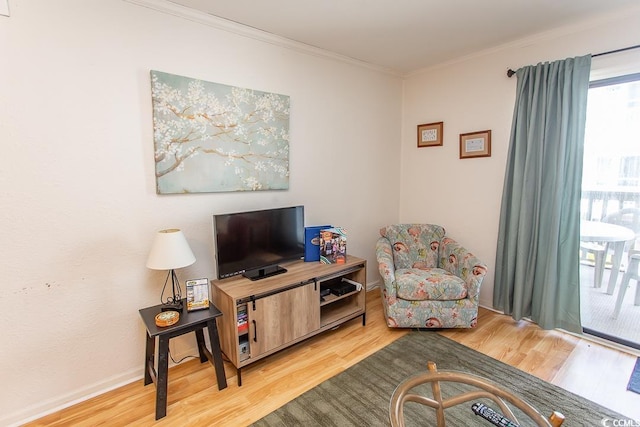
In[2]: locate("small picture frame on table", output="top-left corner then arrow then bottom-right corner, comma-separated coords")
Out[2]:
460,130 -> 491,159
185,278 -> 209,311
417,121 -> 443,148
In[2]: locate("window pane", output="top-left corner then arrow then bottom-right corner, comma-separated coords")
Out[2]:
582,77 -> 640,220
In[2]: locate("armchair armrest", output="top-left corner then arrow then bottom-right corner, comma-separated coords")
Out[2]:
438,237 -> 487,299
376,237 -> 397,297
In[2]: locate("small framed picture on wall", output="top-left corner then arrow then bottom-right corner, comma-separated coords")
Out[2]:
460,130 -> 491,159
417,122 -> 443,147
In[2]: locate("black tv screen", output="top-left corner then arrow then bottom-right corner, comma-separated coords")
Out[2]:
213,206 -> 305,280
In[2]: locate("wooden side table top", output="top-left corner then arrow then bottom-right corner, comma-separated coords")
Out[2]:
139,300 -> 223,338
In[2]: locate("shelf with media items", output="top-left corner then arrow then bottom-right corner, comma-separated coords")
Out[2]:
211,256 -> 366,386
318,274 -> 364,327
236,304 -> 250,362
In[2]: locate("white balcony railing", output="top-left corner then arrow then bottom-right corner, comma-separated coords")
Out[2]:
581,186 -> 640,221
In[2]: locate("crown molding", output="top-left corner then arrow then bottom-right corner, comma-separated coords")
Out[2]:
406,3 -> 640,78
123,0 -> 402,77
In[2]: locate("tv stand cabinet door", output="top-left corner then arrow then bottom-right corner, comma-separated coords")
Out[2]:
249,283 -> 320,357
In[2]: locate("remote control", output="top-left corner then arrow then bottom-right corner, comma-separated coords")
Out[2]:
471,402 -> 520,427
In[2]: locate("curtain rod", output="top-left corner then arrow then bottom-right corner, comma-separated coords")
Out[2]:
506,44 -> 640,77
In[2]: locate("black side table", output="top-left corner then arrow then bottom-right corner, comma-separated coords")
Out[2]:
139,301 -> 228,420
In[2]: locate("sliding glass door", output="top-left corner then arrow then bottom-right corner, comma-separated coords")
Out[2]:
580,73 -> 640,348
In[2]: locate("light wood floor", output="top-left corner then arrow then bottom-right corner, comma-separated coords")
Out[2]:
26,290 -> 640,426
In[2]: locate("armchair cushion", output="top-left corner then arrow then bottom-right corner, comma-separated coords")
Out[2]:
396,267 -> 467,301
380,224 -> 445,269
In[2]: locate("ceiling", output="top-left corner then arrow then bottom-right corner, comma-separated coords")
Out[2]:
167,0 -> 640,75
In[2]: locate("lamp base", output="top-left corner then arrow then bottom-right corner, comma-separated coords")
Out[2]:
160,269 -> 183,311
161,300 -> 183,312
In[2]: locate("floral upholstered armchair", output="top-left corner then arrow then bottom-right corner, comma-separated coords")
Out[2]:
376,224 -> 487,328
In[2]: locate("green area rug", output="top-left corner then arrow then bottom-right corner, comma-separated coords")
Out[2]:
253,332 -> 628,426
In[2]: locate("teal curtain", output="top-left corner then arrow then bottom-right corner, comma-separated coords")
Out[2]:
493,55 -> 592,333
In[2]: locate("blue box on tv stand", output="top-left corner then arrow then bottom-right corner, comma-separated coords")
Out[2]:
304,225 -> 332,262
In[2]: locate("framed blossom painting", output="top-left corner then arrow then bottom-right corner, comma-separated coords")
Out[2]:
150,70 -> 290,194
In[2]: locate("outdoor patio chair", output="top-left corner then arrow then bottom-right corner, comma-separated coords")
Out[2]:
614,253 -> 640,318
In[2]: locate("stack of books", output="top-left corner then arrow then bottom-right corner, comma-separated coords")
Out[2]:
320,227 -> 347,264
237,305 -> 248,334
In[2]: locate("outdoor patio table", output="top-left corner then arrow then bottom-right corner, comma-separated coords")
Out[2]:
580,220 -> 635,295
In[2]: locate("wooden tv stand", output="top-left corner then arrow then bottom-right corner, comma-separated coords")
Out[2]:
211,255 -> 366,386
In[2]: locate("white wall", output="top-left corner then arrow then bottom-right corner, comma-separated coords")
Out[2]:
4,0 -> 640,423
0,1 -> 402,424
401,6 -> 640,308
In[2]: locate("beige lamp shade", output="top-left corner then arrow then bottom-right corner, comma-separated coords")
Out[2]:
146,229 -> 196,270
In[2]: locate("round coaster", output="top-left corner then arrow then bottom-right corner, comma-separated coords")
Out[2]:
155,310 -> 180,327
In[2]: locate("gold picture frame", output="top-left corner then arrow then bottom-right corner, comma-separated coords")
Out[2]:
417,122 -> 443,148
460,130 -> 491,159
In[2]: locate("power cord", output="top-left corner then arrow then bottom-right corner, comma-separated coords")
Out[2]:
168,348 -> 198,364
167,341 -> 231,364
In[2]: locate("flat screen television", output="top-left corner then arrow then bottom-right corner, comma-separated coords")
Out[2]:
213,206 -> 305,280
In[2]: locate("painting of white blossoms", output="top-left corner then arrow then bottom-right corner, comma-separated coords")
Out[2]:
150,70 -> 290,194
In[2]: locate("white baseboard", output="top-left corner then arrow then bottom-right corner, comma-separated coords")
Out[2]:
2,344 -> 201,427
366,280 -> 380,291
2,366 -> 142,427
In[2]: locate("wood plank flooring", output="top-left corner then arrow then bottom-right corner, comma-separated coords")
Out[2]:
25,290 -> 640,426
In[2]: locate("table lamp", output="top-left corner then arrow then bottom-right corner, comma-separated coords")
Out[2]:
146,228 -> 196,311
